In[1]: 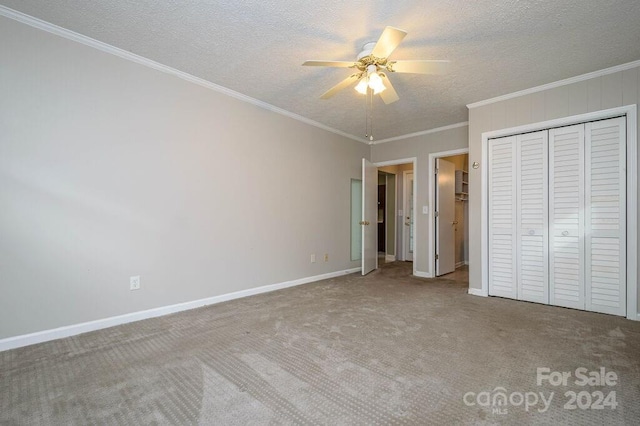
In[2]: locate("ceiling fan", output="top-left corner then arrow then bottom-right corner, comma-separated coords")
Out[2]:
303,26 -> 450,104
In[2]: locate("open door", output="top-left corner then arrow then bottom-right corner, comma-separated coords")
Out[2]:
436,158 -> 456,276
403,172 -> 414,261
362,158 -> 378,275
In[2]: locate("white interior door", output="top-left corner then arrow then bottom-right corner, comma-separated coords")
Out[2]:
403,172 -> 414,261
488,135 -> 518,299
487,118 -> 627,316
436,159 -> 456,276
549,124 -> 585,310
585,117 -> 626,316
362,158 -> 378,275
516,131 -> 549,304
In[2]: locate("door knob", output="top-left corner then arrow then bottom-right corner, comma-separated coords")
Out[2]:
562,230 -> 569,236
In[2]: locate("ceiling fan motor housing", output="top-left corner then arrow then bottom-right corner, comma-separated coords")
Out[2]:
357,42 -> 377,61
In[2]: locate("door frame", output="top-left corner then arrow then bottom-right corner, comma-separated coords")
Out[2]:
429,148 -> 469,278
479,104 -> 638,321
375,157 -> 418,276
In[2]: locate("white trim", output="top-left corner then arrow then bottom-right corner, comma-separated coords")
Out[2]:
373,157 -> 417,276
428,147 -> 470,279
468,288 -> 488,297
385,254 -> 396,262
374,158 -> 416,168
372,122 -> 469,145
0,267 -> 360,352
480,105 -> 638,320
467,60 -> 640,109
414,271 -> 432,278
455,261 -> 465,269
625,106 -> 638,321
0,5 -> 364,144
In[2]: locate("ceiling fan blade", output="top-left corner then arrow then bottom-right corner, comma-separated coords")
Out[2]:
303,60 -> 356,68
390,60 -> 450,74
379,73 -> 399,104
371,26 -> 407,58
320,73 -> 362,99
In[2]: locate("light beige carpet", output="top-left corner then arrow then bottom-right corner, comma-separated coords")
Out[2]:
2,261 -> 640,424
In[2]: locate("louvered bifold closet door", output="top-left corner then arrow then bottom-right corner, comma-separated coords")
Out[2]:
585,117 -> 626,316
516,131 -> 549,303
488,136 -> 518,299
549,125 -> 585,310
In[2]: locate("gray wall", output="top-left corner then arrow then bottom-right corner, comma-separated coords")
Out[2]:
0,17 -> 369,339
467,65 -> 640,314
371,126 -> 469,274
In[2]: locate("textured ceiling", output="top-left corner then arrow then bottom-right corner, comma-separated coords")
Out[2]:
3,0 -> 640,141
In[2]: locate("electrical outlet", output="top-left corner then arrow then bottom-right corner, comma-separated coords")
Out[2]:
310,254 -> 316,263
324,253 -> 329,262
130,275 -> 141,291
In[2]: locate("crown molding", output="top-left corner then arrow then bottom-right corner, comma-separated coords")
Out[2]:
372,121 -> 469,145
0,6 -> 366,143
467,59 -> 640,109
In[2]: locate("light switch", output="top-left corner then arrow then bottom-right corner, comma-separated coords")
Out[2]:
422,206 -> 429,214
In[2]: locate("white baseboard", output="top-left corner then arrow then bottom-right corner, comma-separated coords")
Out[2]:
0,267 -> 361,352
414,271 -> 432,278
455,261 -> 465,268
385,254 -> 396,262
468,288 -> 488,297
464,260 -> 469,266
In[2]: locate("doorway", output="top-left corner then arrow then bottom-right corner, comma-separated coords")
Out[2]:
403,171 -> 414,262
366,158 -> 416,276
377,171 -> 397,264
377,161 -> 415,265
430,149 -> 469,277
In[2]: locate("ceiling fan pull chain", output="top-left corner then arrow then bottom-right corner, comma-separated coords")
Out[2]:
369,89 -> 374,141
364,89 -> 369,138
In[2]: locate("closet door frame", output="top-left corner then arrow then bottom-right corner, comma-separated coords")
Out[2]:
479,105 -> 638,320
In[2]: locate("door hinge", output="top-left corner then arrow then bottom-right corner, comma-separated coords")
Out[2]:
435,254 -> 439,260
435,168 -> 439,175
435,211 -> 439,218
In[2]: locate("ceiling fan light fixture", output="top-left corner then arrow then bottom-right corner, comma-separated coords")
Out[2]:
368,72 -> 386,94
355,76 -> 369,94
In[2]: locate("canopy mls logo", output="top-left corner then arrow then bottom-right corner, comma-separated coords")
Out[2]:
463,388 -> 553,415
463,367 -> 619,415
